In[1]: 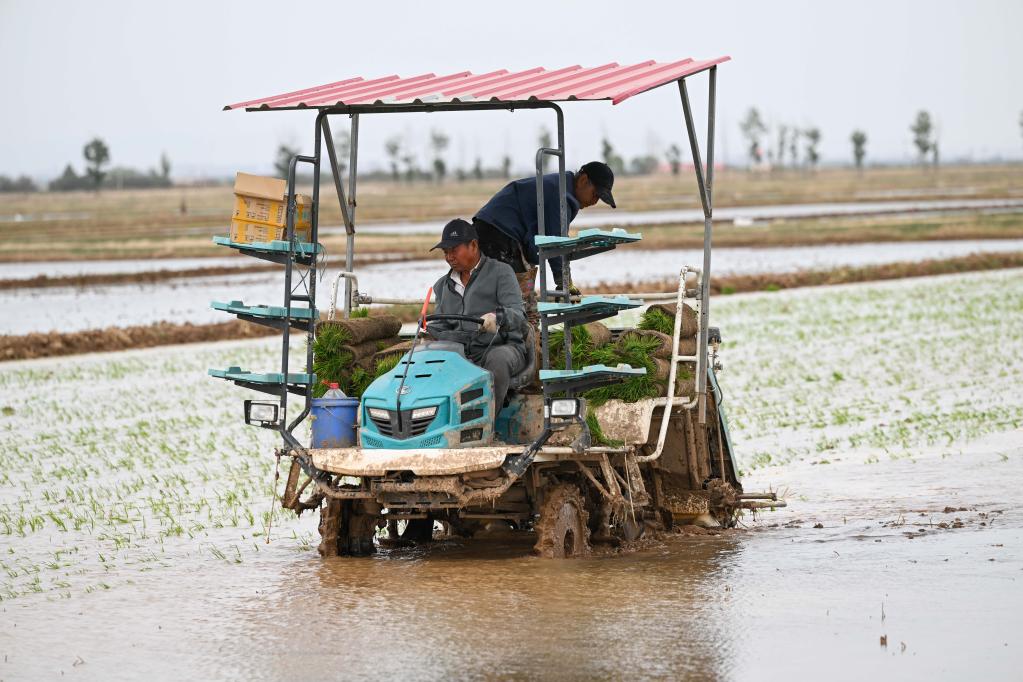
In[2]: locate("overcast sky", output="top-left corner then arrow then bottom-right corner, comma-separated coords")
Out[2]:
1,0 -> 1020,180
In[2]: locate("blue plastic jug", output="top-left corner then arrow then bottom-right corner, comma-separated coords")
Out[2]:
311,383 -> 359,448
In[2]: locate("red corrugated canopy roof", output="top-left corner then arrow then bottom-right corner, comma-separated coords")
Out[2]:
225,57 -> 729,111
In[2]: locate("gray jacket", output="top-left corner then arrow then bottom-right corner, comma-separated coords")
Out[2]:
427,255 -> 527,362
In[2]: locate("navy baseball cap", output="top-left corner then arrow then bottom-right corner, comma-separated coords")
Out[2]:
580,161 -> 616,208
431,218 -> 478,250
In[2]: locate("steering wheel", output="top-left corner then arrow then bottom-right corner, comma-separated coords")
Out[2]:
424,313 -> 484,325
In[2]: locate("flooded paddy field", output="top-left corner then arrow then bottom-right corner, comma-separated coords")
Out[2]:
3,238 -> 1023,335
336,197 -> 1023,236
1,269 -> 1021,678
0,257 -> 252,281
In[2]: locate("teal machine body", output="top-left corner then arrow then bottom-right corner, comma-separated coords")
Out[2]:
358,344 -> 496,450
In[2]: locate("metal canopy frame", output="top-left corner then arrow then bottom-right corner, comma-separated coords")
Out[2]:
235,65 -> 720,449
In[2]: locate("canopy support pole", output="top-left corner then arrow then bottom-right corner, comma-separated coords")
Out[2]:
534,103 -> 567,373
320,113 -> 360,319
345,114 -> 360,319
678,67 -> 717,424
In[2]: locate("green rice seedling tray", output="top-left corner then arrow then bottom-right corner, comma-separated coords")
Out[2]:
538,295 -> 642,326
210,300 -> 317,332
539,363 -> 646,394
534,228 -> 642,260
208,366 -> 315,396
212,236 -> 322,265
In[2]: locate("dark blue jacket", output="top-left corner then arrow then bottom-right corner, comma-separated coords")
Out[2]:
475,171 -> 580,284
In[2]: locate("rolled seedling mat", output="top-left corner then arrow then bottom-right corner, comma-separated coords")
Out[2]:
641,303 -> 698,339
619,328 -> 698,359
317,315 -> 402,345
582,321 -> 612,348
374,339 -> 414,364
653,357 -> 697,396
337,338 -> 391,363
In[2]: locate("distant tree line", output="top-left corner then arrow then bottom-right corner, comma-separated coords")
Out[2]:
0,175 -> 38,193
736,106 -> 985,172
50,138 -> 173,191
739,108 -> 823,172
274,125 -> 697,186
1,137 -> 174,193
13,107 -> 1023,193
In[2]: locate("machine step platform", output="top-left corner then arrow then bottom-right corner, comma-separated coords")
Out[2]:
212,236 -> 322,265
534,228 -> 642,260
538,295 -> 642,326
210,300 -> 317,332
208,366 -> 314,396
539,363 -> 646,394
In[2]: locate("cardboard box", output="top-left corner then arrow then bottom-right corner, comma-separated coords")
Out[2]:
230,218 -> 310,244
232,172 -> 311,228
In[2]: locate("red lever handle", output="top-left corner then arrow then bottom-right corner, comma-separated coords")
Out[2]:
419,287 -> 433,331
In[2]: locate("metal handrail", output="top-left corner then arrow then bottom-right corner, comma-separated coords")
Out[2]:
327,271 -> 360,321
636,266 -> 701,463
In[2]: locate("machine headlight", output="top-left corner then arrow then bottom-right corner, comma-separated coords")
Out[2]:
549,398 -> 582,418
411,406 -> 438,420
244,400 -> 279,427
368,408 -> 390,420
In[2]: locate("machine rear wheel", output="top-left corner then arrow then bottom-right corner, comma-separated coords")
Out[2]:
534,484 -> 590,558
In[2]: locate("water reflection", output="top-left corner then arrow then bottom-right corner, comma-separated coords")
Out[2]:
223,532 -> 744,680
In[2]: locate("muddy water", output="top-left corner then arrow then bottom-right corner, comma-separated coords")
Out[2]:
0,256 -> 250,280
2,271 -> 1022,679
2,432 -> 1020,680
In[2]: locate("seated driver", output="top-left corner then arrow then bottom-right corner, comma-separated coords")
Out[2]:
427,219 -> 528,417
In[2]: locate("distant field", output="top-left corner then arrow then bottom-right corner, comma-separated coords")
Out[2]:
1,164 -> 1021,262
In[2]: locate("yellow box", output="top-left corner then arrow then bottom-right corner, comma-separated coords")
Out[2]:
230,218 -> 310,244
232,172 -> 311,228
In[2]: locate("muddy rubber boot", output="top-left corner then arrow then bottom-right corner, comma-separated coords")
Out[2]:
516,267 -> 539,329
508,266 -> 545,394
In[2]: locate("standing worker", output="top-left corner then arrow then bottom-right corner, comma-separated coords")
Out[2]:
473,161 -> 617,325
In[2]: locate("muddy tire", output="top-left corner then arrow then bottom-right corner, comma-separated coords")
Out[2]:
534,483 -> 590,558
317,500 -> 377,557
317,499 -> 342,558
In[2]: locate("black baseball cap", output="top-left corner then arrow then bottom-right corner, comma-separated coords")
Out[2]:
580,161 -> 616,208
431,218 -> 478,250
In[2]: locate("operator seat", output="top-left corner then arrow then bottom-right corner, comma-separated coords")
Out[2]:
507,323 -> 537,392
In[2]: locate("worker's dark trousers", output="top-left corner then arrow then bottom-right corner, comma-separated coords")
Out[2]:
476,344 -> 526,416
474,219 -> 541,328
473,219 -> 527,273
